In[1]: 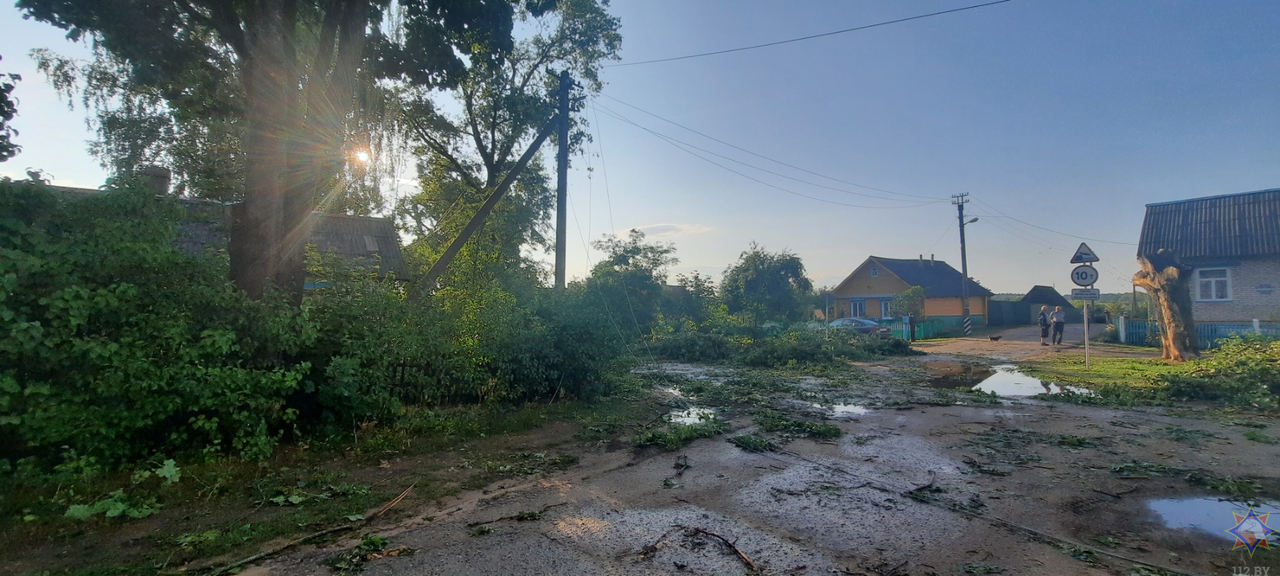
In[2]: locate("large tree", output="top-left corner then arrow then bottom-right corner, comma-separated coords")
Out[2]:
19,0 -> 522,301
1133,248 -> 1199,361
721,243 -> 813,322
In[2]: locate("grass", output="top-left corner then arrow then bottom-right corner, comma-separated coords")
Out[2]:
634,419 -> 730,451
0,371 -> 660,576
1018,355 -> 1181,390
728,433 -> 780,452
1245,430 -> 1278,444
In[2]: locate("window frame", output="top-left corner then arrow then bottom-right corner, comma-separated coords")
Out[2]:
1194,267 -> 1232,302
870,267 -> 879,278
850,299 -> 866,318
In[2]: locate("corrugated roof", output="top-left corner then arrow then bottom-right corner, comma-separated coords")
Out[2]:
871,256 -> 994,298
1137,188 -> 1280,260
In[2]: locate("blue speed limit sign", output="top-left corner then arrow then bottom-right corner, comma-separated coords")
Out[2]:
1071,265 -> 1098,287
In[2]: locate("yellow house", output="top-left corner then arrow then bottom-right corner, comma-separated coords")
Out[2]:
830,255 -> 993,324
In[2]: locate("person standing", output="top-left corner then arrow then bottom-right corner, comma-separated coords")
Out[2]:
1050,305 -> 1067,345
1037,305 -> 1050,346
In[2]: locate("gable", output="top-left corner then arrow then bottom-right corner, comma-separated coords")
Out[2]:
832,258 -> 910,296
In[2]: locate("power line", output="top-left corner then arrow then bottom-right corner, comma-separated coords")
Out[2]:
599,94 -> 942,201
594,102 -> 934,204
592,104 -> 938,210
606,0 -> 1015,68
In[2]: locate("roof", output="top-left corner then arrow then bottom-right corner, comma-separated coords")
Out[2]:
1019,285 -> 1074,308
869,256 -> 994,298
1137,188 -> 1280,260
307,212 -> 407,277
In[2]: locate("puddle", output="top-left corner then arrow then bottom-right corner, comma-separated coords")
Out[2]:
668,407 -> 716,425
1148,497 -> 1280,541
926,362 -> 1086,397
812,403 -> 870,418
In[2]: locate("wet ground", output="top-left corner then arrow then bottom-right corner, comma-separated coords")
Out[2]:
244,334 -> 1280,576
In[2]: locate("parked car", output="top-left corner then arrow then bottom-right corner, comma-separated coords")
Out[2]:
828,317 -> 893,338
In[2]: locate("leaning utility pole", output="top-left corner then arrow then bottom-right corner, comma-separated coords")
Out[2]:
953,193 -> 973,336
554,70 -> 573,290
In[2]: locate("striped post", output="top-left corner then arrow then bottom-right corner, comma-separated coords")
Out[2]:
963,316 -> 972,335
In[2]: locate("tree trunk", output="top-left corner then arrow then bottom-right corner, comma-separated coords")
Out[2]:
231,0 -> 291,300
1133,249 -> 1199,361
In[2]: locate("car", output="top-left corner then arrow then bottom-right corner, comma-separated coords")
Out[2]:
828,317 -> 893,338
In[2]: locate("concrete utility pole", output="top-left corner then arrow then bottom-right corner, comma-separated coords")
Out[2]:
953,193 -> 975,336
554,70 -> 573,290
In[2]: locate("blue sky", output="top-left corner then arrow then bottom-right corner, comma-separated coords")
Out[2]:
4,0 -> 1280,294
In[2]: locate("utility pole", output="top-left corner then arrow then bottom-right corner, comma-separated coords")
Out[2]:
952,193 -> 974,336
554,70 -> 573,290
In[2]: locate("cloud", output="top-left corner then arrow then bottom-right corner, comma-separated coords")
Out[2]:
631,223 -> 713,238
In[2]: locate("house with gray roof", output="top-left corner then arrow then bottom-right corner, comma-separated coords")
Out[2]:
1137,188 -> 1280,322
830,254 -> 994,324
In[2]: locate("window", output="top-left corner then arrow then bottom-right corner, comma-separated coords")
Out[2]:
850,299 -> 866,317
870,267 -> 879,277
1195,268 -> 1231,301
881,300 -> 893,318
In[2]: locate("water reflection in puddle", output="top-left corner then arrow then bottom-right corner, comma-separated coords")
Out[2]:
668,407 -> 716,425
812,403 -> 870,418
1148,497 -> 1280,540
925,362 -> 1086,397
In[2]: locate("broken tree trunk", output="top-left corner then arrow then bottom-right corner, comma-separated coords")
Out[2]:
1132,248 -> 1199,361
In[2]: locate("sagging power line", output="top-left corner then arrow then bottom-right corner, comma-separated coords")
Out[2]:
606,0 -> 1015,68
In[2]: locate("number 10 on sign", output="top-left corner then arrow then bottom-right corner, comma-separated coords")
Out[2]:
1071,265 -> 1098,287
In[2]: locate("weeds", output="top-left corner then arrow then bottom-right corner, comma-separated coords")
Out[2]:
753,409 -> 841,440
635,419 -> 729,451
1245,430 -> 1278,444
728,434 -> 779,453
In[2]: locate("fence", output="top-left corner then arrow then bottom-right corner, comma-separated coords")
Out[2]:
1120,318 -> 1280,349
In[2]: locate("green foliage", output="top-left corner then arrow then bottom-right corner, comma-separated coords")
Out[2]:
65,489 -> 160,521
1163,335 -> 1280,408
720,243 -> 813,322
889,286 -> 926,318
634,419 -> 728,451
0,54 -> 19,162
1244,430 -> 1277,444
585,229 -> 678,336
650,324 -> 919,367
754,409 -> 841,439
728,433 -> 778,452
0,181 -> 313,464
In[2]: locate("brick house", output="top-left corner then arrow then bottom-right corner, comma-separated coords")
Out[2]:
829,255 -> 993,323
1136,188 -> 1280,322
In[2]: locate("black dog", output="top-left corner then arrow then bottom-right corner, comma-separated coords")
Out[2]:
988,335 -> 1003,342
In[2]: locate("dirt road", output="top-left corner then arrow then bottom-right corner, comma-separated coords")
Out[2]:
246,348 -> 1275,576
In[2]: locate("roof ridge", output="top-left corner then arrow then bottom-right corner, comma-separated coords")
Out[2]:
1144,187 -> 1280,208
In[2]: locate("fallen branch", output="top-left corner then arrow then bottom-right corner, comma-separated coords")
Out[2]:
678,525 -> 756,570
466,502 -> 569,528
207,483 -> 416,575
673,455 -> 690,476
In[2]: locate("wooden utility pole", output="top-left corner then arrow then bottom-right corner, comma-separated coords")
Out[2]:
415,114 -> 561,296
953,193 -> 974,335
554,70 -> 572,289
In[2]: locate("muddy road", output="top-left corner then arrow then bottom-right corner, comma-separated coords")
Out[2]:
246,346 -> 1278,576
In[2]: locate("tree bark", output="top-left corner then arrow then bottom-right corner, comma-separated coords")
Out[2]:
1133,249 -> 1199,361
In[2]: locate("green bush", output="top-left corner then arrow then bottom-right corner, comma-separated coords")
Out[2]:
0,180 -> 314,464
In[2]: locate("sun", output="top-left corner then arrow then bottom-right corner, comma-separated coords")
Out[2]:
353,150 -> 371,164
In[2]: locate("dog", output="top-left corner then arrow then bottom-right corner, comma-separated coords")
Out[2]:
987,335 -> 1003,342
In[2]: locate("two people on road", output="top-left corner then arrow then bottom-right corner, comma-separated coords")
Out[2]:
1038,305 -> 1067,346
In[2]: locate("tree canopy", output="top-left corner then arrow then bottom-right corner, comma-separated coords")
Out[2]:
720,243 -> 813,322
0,55 -> 19,162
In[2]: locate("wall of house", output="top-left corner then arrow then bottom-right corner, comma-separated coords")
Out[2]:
832,265 -> 909,299
924,296 -> 988,320
1191,258 -> 1280,322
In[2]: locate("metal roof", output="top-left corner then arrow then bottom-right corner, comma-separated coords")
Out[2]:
307,212 -> 407,277
1137,188 -> 1280,260
871,256 -> 994,298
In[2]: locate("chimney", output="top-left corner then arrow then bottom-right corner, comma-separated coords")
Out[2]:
930,254 -> 935,265
137,165 -> 172,195
919,254 -> 924,264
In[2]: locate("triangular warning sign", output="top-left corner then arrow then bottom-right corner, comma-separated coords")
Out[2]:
1070,242 -> 1099,264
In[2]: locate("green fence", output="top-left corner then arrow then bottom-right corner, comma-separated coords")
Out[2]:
1122,319 -> 1280,349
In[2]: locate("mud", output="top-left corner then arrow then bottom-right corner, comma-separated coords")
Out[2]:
244,336 -> 1279,576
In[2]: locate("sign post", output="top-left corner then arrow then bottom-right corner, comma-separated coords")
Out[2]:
1070,243 -> 1100,368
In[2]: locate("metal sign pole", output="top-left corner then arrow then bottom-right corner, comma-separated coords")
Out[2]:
1084,291 -> 1090,369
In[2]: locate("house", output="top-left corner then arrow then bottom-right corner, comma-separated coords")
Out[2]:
1018,285 -> 1079,323
52,180 -> 407,279
830,255 -> 993,324
1137,188 -> 1280,322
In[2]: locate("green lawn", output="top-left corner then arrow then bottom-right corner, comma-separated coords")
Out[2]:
1018,354 -> 1185,389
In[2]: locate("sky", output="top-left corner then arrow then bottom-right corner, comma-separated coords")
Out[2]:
3,0 -> 1280,294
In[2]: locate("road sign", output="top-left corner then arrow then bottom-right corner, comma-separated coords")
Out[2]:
1071,265 -> 1099,287
1070,242 -> 1099,264
1071,288 -> 1101,300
